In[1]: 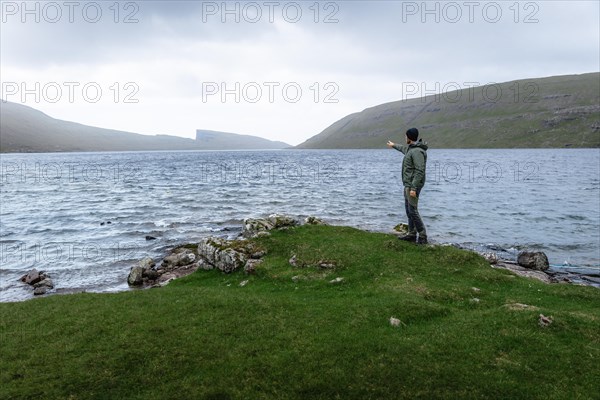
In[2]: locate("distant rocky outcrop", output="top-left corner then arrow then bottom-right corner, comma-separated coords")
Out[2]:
0,102 -> 206,153
195,129 -> 290,150
0,101 -> 290,153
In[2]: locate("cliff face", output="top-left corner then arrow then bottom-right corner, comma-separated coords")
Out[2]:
0,101 -> 291,152
195,129 -> 290,150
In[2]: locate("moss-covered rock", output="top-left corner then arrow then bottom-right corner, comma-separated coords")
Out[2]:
392,223 -> 410,235
242,214 -> 299,238
305,216 -> 327,225
196,237 -> 268,274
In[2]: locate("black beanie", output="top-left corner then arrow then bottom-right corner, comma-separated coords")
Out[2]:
406,128 -> 419,141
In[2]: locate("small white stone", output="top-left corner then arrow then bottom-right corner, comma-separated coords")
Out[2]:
239,280 -> 249,287
289,255 -> 298,267
481,252 -> 498,264
539,314 -> 553,327
329,277 -> 344,284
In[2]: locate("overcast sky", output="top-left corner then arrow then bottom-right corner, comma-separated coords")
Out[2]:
1,0 -> 598,145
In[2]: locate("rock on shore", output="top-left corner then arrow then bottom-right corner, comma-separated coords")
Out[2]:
485,250 -> 594,286
491,261 -> 553,284
127,240 -> 268,288
198,237 -> 268,273
19,269 -> 54,295
392,223 -> 410,235
477,249 -> 552,283
517,251 -> 550,271
242,214 -> 300,238
126,249 -> 201,288
127,216 -> 595,291
127,214 -> 312,288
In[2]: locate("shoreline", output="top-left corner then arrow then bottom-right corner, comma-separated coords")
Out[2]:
3,221 -> 599,398
3,147 -> 600,155
6,216 -> 599,303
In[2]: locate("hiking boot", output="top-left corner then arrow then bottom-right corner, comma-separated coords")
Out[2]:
398,234 -> 417,242
417,236 -> 428,245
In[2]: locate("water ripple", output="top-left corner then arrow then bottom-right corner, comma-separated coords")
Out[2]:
1,148 -> 599,301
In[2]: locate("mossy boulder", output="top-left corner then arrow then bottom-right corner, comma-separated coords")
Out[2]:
242,214 -> 299,238
517,251 -> 550,271
392,223 -> 410,235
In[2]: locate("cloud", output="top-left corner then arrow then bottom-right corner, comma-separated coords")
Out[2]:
1,1 -> 598,145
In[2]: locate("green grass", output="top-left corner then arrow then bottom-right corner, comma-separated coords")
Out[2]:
298,72 -> 600,149
1,225 -> 599,399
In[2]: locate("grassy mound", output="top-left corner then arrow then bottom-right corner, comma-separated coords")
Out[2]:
1,225 -> 599,399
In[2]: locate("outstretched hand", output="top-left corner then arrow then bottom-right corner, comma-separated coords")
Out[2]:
386,140 -> 395,148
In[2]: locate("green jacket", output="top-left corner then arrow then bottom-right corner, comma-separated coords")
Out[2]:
392,139 -> 428,190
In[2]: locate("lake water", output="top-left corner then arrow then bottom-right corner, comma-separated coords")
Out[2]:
1,149 -> 599,302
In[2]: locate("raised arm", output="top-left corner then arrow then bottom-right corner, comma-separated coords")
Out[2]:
387,141 -> 408,154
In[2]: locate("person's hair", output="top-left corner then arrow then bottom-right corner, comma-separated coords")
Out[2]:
406,128 -> 419,141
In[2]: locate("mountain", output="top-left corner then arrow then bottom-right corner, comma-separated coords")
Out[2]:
297,73 -> 600,149
195,130 -> 289,150
0,101 -> 196,153
0,102 -> 289,152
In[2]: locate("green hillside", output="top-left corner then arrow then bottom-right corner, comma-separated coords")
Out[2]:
297,73 -> 600,149
1,225 -> 599,399
0,102 -> 289,152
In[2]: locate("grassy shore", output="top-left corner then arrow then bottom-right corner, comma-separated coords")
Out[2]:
1,225 -> 599,399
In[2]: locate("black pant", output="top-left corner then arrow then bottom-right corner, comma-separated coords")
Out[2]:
404,187 -> 426,237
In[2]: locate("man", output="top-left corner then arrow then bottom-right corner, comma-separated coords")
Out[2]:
386,128 -> 428,244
